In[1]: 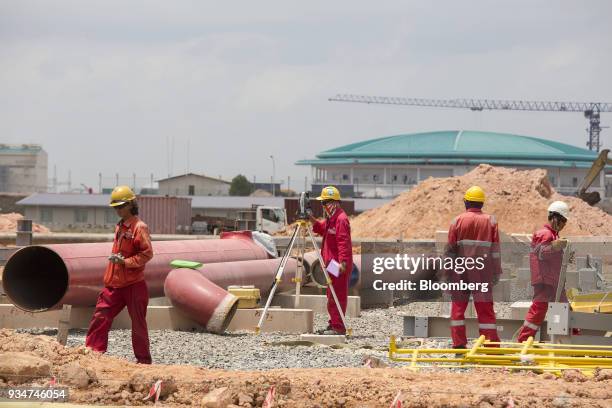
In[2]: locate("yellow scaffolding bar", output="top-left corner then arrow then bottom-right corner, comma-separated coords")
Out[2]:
389,335 -> 612,374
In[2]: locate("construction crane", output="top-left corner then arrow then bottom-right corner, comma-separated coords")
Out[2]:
328,94 -> 612,152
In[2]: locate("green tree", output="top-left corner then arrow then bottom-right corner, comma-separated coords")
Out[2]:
229,174 -> 253,196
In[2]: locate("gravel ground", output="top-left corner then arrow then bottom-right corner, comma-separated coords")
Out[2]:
16,281 -> 531,370
18,305 -> 451,370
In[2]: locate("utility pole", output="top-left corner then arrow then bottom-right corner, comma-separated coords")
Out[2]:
270,155 -> 276,196
99,173 -> 102,193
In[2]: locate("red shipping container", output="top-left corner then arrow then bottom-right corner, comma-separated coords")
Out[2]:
137,196 -> 193,234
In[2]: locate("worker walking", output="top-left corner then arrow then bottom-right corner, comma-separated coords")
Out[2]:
310,186 -> 353,335
517,201 -> 570,342
85,186 -> 154,364
445,186 -> 502,349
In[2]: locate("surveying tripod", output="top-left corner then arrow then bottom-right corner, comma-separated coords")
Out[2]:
255,193 -> 352,336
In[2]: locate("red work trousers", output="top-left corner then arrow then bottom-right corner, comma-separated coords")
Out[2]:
517,284 -> 569,343
450,293 -> 500,347
327,267 -> 350,333
85,280 -> 152,364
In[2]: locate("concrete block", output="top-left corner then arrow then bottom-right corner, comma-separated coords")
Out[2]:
226,308 -> 313,334
521,255 -> 530,269
516,267 -> 530,284
0,305 -> 204,331
299,334 -> 346,345
566,271 -> 579,290
510,301 -> 532,320
578,268 -> 601,291
493,278 -> 513,302
148,297 -> 172,306
501,263 -> 515,279
358,288 -> 394,308
272,293 -> 360,317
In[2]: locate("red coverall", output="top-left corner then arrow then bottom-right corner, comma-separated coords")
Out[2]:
85,215 -> 154,363
312,207 -> 353,333
445,208 -> 502,347
517,224 -> 567,342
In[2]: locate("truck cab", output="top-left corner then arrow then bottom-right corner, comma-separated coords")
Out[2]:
234,206 -> 287,234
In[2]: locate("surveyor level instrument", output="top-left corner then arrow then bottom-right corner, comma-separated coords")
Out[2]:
389,335 -> 612,375
255,192 -> 352,336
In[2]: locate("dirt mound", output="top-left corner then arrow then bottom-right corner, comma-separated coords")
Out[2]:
0,213 -> 50,233
351,164 -> 612,239
0,329 -> 610,407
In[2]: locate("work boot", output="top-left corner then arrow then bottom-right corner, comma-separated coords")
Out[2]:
453,345 -> 467,359
316,325 -> 332,335
321,328 -> 346,336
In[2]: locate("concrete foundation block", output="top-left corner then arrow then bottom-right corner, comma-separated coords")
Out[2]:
501,263 -> 515,279
510,301 -> 532,320
272,293 -> 360,317
148,297 -> 172,306
299,334 -> 346,345
226,308 -> 313,334
493,278 -> 513,302
358,288 -> 394,308
516,267 -> 531,284
0,304 -> 204,331
566,271 -> 579,290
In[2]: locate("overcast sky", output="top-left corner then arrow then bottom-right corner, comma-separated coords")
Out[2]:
1,1 -> 611,192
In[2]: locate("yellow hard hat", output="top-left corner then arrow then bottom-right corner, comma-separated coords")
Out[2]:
464,186 -> 485,203
109,185 -> 136,207
316,185 -> 341,201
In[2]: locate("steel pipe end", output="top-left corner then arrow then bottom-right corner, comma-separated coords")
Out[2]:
205,293 -> 239,334
3,246 -> 68,312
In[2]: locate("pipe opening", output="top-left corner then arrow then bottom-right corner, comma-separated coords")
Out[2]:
219,300 -> 239,333
3,246 -> 68,312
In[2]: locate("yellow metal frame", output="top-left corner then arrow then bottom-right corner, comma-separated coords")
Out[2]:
389,335 -> 612,374
567,288 -> 612,313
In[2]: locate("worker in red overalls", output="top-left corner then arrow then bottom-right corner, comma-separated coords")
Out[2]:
310,186 -> 352,335
85,186 -> 154,364
444,186 -> 502,350
517,201 -> 570,342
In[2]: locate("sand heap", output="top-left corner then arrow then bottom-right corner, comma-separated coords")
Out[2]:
0,213 -> 50,233
351,164 -> 612,239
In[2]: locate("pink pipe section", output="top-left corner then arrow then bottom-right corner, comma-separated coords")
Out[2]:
2,234 -> 268,312
163,258 -> 298,333
196,258 -> 297,298
164,268 -> 239,334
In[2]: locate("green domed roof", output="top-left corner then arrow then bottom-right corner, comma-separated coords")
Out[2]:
296,130 -> 600,168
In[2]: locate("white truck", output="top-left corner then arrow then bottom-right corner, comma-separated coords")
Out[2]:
234,206 -> 287,234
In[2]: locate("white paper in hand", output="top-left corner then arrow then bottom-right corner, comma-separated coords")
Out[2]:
326,259 -> 341,277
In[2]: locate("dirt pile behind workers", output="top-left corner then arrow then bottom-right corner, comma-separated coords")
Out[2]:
351,164 -> 612,239
0,213 -> 50,233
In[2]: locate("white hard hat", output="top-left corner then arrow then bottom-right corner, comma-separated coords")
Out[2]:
547,201 -> 569,220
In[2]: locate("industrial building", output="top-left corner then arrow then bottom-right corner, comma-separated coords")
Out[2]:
16,193 -> 387,232
0,144 -> 47,193
157,173 -> 230,196
297,130 -> 610,198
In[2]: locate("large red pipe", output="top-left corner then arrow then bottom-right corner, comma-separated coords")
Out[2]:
2,235 -> 269,312
196,258 -> 297,297
164,268 -> 239,334
163,258 -> 298,333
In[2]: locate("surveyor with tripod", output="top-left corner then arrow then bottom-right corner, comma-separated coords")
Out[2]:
309,186 -> 353,335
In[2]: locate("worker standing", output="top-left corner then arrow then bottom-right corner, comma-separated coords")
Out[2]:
85,186 -> 154,364
517,201 -> 570,342
444,186 -> 502,350
309,186 -> 352,335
